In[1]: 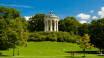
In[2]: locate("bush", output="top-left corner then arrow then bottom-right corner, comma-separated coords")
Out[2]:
29,31 -> 81,43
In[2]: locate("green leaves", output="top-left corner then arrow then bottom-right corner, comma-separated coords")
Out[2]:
28,14 -> 45,32
29,32 -> 81,43
58,17 -> 80,34
90,18 -> 104,49
77,34 -> 94,49
78,23 -> 90,36
0,6 -> 21,19
0,17 -> 29,49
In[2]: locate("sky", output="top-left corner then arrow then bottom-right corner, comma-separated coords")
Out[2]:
0,0 -> 104,23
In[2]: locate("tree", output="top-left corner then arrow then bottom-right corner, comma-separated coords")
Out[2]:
0,6 -> 29,56
77,34 -> 94,57
0,17 -> 29,55
28,14 -> 46,32
90,18 -> 104,55
59,17 -> 80,34
6,18 -> 29,56
78,23 -> 90,36
0,6 -> 22,50
0,6 -> 21,19
0,18 -> 9,50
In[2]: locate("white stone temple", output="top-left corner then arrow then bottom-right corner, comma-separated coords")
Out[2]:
44,12 -> 59,32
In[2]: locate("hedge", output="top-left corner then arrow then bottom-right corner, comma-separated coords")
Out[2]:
28,31 -> 81,43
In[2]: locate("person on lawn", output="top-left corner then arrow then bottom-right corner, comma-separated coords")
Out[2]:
71,50 -> 75,56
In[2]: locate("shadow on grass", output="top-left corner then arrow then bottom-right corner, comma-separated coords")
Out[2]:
65,51 -> 103,54
0,53 -> 9,57
65,56 -> 84,58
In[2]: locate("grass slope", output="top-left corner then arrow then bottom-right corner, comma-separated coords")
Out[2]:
0,41 -> 103,58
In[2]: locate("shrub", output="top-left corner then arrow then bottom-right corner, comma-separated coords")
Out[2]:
29,31 -> 81,43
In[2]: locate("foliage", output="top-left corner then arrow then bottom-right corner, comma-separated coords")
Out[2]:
89,18 -> 104,52
77,34 -> 94,49
58,17 -> 80,34
0,19 -> 9,49
28,14 -> 46,32
77,34 -> 94,56
0,6 -> 29,50
29,32 -> 81,43
0,6 -> 21,19
78,23 -> 90,36
0,18 -> 29,50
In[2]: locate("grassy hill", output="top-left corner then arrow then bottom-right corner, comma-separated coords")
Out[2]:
0,41 -> 103,58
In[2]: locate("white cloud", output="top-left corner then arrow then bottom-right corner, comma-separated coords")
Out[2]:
90,10 -> 94,13
77,13 -> 91,20
101,7 -> 104,11
10,5 -> 32,8
92,16 -> 98,19
24,16 -> 32,21
98,11 -> 104,18
79,20 -> 87,24
0,4 -> 32,8
98,7 -> 104,18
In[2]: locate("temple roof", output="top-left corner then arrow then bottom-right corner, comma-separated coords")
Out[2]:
45,12 -> 59,19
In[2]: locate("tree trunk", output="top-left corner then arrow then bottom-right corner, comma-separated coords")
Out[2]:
13,48 -> 15,56
18,48 -> 19,56
25,43 -> 27,47
83,49 -> 86,57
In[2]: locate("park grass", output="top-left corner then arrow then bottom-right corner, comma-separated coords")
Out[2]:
0,41 -> 103,58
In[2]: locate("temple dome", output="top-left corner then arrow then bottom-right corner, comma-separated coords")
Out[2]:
48,13 -> 58,17
45,12 -> 59,20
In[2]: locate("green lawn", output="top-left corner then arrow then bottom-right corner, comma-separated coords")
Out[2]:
0,41 -> 103,58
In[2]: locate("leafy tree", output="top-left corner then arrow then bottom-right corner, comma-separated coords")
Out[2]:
0,6 -> 29,56
21,18 -> 29,31
59,17 -> 80,34
0,6 -> 21,19
0,19 -> 9,50
77,34 -> 94,57
7,18 -> 29,56
90,18 -> 104,54
78,23 -> 90,36
28,14 -> 46,32
0,17 -> 29,55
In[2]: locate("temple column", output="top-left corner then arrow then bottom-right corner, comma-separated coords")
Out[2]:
44,21 -> 47,32
56,21 -> 58,31
50,20 -> 53,31
54,20 -> 56,31
46,20 -> 49,31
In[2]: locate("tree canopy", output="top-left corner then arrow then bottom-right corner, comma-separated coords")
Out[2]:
0,6 -> 28,50
77,34 -> 94,56
78,23 -> 90,36
28,14 -> 46,32
59,17 -> 80,34
90,18 -> 104,50
0,6 -> 21,19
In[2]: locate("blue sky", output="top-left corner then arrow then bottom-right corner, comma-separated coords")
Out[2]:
0,0 -> 104,23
